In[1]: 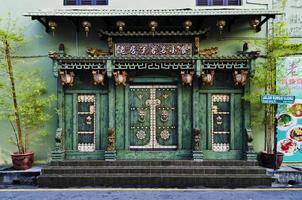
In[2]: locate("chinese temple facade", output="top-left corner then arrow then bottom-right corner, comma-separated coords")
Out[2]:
23,0 -> 281,162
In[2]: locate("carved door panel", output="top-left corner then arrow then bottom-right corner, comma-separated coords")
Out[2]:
211,94 -> 231,152
77,94 -> 96,152
129,85 -> 177,150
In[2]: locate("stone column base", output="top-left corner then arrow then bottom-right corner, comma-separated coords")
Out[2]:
51,150 -> 65,161
245,151 -> 257,161
105,151 -> 116,161
193,150 -> 203,161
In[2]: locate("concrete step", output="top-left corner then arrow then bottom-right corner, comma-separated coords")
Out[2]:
38,173 -> 271,188
50,160 -> 259,167
42,166 -> 266,175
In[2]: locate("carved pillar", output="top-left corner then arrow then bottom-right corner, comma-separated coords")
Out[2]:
51,128 -> 65,161
105,128 -> 117,161
245,128 -> 257,161
192,128 -> 203,161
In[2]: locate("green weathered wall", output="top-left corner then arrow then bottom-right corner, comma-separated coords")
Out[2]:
0,0 -> 276,164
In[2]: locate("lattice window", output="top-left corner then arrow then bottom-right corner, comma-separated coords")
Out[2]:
196,0 -> 241,6
64,0 -> 108,5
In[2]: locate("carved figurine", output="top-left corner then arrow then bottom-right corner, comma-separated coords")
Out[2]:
107,37 -> 113,55
86,48 -> 109,57
107,128 -> 116,151
181,71 -> 194,86
48,51 -> 58,58
113,71 -> 128,86
92,70 -> 106,86
233,70 -> 248,86
193,128 -> 201,151
201,70 -> 215,86
59,70 -> 75,86
199,47 -> 218,58
55,128 -> 63,150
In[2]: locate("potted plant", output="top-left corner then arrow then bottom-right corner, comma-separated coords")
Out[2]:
244,19 -> 302,168
0,19 -> 55,170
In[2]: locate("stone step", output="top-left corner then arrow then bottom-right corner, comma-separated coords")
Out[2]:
50,160 -> 259,167
38,173 -> 271,188
42,166 -> 266,175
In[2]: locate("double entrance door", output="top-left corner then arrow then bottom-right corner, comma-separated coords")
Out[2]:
129,85 -> 178,150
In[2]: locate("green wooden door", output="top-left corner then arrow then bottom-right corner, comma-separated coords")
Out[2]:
129,85 -> 177,150
199,92 -> 243,160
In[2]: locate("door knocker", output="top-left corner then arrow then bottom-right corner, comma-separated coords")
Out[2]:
160,110 -> 169,122
138,110 -> 145,123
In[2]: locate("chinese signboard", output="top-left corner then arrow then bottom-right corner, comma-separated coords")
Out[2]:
114,43 -> 192,57
276,56 -> 302,162
273,0 -> 302,37
261,95 -> 295,104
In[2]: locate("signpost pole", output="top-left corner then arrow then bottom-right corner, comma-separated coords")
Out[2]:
273,104 -> 278,170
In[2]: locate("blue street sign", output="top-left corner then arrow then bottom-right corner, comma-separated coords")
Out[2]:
261,95 -> 295,104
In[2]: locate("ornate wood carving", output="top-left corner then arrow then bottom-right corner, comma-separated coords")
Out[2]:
113,71 -> 128,86
193,128 -> 201,151
86,48 -> 109,57
180,71 -> 194,86
92,70 -> 106,86
233,70 -> 248,86
199,47 -> 218,58
201,70 -> 215,86
59,70 -> 75,86
107,128 -> 116,151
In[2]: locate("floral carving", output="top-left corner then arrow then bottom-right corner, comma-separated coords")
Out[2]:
160,129 -> 170,140
113,71 -> 128,86
201,70 -> 215,86
181,71 -> 194,86
92,70 -> 106,86
233,70 -> 248,86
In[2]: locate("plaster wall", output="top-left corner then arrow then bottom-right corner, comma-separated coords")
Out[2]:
0,0 -> 274,165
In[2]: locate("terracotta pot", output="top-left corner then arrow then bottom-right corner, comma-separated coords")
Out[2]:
11,152 -> 34,170
259,151 -> 284,169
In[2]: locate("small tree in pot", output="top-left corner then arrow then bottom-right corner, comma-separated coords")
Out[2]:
0,19 -> 55,169
244,20 -> 302,168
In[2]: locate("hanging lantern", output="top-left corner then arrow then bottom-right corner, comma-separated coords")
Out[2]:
92,70 -> 106,86
82,21 -> 92,37
116,21 -> 126,32
113,71 -> 128,86
233,70 -> 248,86
216,19 -> 226,39
180,71 -> 194,86
48,20 -> 57,36
201,70 -> 215,86
249,17 -> 261,31
149,20 -> 158,33
59,70 -> 75,86
183,20 -> 193,31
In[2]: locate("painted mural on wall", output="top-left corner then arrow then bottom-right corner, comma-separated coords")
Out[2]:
273,0 -> 302,37
277,56 -> 302,162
